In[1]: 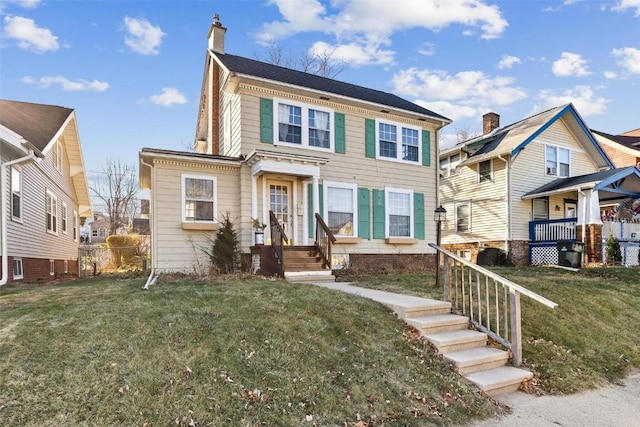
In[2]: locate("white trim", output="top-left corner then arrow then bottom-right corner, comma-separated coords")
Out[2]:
375,119 -> 422,165
251,158 -> 320,177
73,210 -> 78,242
61,202 -> 68,234
46,189 -> 58,235
53,141 -> 63,174
181,173 -> 218,223
478,159 -> 493,183
49,259 -> 55,276
10,165 -> 23,222
323,181 -> 358,237
13,258 -> 23,280
545,144 -> 571,178
64,260 -> 68,273
455,202 -> 471,234
384,187 -> 414,238
273,97 -> 334,153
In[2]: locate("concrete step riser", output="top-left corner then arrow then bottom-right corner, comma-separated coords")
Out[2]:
434,339 -> 486,354
456,358 -> 509,375
399,306 -> 451,319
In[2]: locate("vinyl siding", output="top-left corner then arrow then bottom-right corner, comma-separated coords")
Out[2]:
235,90 -> 440,254
6,137 -> 80,261
150,160 -> 241,273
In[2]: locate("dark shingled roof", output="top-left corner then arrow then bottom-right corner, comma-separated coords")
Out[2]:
140,147 -> 242,162
592,129 -> 640,149
0,99 -> 74,151
213,53 -> 450,122
523,167 -> 632,197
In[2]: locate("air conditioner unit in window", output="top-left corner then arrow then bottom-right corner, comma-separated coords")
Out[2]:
547,167 -> 557,175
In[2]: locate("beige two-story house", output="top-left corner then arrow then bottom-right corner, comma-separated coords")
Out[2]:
439,104 -> 640,267
139,16 -> 451,278
1,100 -> 92,284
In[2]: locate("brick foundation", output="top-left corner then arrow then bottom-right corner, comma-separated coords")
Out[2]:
0,257 -> 78,285
442,240 -> 530,266
577,224 -> 603,265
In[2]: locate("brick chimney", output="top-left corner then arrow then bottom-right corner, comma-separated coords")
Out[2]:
483,112 -> 500,134
208,13 -> 226,54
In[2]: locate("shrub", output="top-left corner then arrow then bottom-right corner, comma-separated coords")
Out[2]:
202,212 -> 241,274
605,233 -> 622,266
106,234 -> 141,268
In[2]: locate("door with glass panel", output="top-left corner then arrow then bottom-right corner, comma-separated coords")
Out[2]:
268,181 -> 292,241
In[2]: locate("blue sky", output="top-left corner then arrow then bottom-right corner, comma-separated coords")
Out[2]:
1,0 -> 639,179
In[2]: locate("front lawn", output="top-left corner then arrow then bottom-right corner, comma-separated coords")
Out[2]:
0,277 -> 504,426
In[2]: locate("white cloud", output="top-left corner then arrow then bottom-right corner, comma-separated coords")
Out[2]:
123,16 -> 165,55
417,42 -> 435,57
415,100 -> 479,122
146,88 -> 187,106
604,70 -> 618,79
2,15 -> 59,53
498,55 -> 521,69
309,40 -> 394,66
391,68 -> 527,107
552,52 -> 591,77
612,47 -> 640,74
0,0 -> 40,12
534,86 -> 610,116
612,0 -> 640,16
22,76 -> 109,92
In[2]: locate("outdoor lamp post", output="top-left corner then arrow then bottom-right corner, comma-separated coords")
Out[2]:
434,205 -> 447,288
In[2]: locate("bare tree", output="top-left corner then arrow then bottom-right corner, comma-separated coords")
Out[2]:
255,44 -> 347,79
89,158 -> 139,236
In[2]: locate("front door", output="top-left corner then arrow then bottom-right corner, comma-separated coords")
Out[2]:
268,180 -> 293,239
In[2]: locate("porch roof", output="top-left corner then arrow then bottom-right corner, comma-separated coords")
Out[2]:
522,166 -> 640,201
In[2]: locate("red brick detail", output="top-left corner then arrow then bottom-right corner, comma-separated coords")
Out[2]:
577,224 -> 603,264
211,62 -> 221,155
1,257 -> 78,285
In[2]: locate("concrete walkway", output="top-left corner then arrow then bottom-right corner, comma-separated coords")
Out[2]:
310,282 -> 640,426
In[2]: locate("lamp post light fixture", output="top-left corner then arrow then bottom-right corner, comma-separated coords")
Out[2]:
434,205 -> 447,288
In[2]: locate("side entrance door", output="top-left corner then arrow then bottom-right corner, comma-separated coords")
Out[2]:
268,180 -> 293,242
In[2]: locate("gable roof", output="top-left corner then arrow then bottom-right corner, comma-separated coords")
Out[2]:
522,166 -> 640,200
212,52 -> 450,122
591,129 -> 640,150
0,99 -> 74,152
451,104 -> 613,169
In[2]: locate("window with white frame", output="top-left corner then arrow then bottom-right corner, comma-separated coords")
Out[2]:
440,154 -> 461,177
377,120 -> 421,163
53,141 -> 63,173
73,211 -> 78,241
46,190 -> 58,234
324,181 -> 357,237
274,98 -> 332,150
532,198 -> 549,221
546,145 -> 570,177
456,203 -> 471,233
13,259 -> 23,280
183,174 -> 217,222
11,166 -> 22,220
99,228 -> 107,238
386,188 -> 413,237
62,202 -> 68,234
478,159 -> 492,183
50,259 -> 55,276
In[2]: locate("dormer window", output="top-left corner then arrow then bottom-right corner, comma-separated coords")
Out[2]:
546,145 -> 570,177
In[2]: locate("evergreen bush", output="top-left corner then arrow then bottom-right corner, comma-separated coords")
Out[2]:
605,232 -> 622,266
203,212 -> 240,274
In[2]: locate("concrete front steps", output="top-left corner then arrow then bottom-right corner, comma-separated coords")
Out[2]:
406,303 -> 532,396
284,270 -> 334,283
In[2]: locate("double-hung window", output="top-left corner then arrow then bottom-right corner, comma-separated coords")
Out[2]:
11,166 -> 22,220
62,202 -> 68,234
478,160 -> 492,183
546,145 -> 570,177
13,259 -> 23,280
183,174 -> 217,222
53,141 -> 63,173
456,203 -> 471,233
324,182 -> 357,237
46,190 -> 58,234
386,188 -> 413,238
377,120 -> 421,163
440,154 -> 460,177
532,198 -> 549,221
73,211 -> 78,241
275,98 -> 332,150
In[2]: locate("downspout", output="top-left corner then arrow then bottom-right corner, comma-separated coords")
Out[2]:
578,188 -> 586,266
139,156 -> 157,290
497,155 -> 510,255
1,150 -> 38,286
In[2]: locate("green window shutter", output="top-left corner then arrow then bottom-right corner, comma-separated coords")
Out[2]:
318,184 -> 324,218
414,192 -> 425,240
334,112 -> 345,154
357,188 -> 370,239
260,98 -> 273,144
422,130 -> 431,166
365,118 -> 376,158
308,183 -> 314,238
373,189 -> 385,239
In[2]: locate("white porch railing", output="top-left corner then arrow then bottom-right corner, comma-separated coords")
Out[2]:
429,243 -> 558,367
529,218 -> 577,242
603,219 -> 640,241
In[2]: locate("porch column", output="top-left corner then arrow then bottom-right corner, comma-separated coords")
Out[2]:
251,175 -> 258,245
312,176 -> 320,240
577,224 -> 603,264
302,179 -> 310,245
577,189 -> 603,265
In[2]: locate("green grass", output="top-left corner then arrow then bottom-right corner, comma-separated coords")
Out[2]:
345,267 -> 640,395
0,277 -> 505,426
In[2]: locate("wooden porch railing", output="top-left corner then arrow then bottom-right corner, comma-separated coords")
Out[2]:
529,218 -> 577,242
315,213 -> 336,269
429,243 -> 558,367
269,211 -> 288,277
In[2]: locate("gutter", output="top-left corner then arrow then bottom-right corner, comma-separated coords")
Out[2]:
1,150 -> 39,286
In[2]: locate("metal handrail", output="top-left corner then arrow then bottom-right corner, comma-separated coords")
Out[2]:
314,213 -> 336,269
269,211 -> 288,277
429,243 -> 558,366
